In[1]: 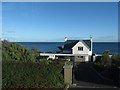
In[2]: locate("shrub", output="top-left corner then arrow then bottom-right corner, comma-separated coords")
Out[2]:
111,54 -> 120,68
2,40 -> 40,62
2,60 -> 64,88
2,40 -> 64,88
101,50 -> 112,68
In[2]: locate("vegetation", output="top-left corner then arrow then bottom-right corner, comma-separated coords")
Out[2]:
93,50 -> 120,85
94,50 -> 120,69
2,40 -> 40,62
2,60 -> 64,88
2,40 -> 64,88
65,61 -> 73,65
111,54 -> 120,68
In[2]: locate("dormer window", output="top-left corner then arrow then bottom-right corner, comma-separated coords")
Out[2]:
78,47 -> 83,51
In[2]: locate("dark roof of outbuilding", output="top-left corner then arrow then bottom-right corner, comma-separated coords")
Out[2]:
62,40 -> 91,50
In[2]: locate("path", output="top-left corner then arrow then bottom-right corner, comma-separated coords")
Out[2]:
70,62 -> 117,88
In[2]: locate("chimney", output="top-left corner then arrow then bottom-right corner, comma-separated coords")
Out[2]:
65,37 -> 67,42
89,34 -> 92,41
90,35 -> 92,52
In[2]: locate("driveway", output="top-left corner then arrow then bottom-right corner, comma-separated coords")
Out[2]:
71,62 -> 117,88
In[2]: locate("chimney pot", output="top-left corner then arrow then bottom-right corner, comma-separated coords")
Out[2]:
65,37 -> 67,42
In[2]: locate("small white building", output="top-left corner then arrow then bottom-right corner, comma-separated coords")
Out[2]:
40,37 -> 93,62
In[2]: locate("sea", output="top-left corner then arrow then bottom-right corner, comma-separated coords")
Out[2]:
18,42 -> 120,54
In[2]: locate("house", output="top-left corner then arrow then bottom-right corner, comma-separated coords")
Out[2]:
58,37 -> 92,62
40,36 -> 92,62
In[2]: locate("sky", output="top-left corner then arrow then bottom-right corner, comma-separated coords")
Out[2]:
2,2 -> 118,42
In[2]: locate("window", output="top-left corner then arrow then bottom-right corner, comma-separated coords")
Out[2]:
77,56 -> 84,58
81,56 -> 83,58
78,47 -> 83,51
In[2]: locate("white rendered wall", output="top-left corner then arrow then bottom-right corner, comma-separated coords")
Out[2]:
72,41 -> 90,55
85,55 -> 89,62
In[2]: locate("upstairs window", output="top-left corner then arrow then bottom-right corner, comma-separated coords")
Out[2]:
78,47 -> 83,51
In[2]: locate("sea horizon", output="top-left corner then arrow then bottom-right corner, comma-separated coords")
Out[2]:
17,42 -> 119,54
11,41 -> 120,43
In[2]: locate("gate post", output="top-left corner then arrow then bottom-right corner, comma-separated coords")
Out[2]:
63,62 -> 73,85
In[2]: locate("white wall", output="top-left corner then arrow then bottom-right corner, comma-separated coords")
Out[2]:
72,41 -> 90,55
85,55 -> 89,62
47,54 -> 55,60
89,51 -> 92,55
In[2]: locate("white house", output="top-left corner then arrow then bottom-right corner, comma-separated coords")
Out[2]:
40,36 -> 93,62
58,37 -> 92,62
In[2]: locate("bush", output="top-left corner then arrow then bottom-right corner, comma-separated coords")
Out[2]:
111,54 -> 120,68
2,60 -> 64,88
101,50 -> 112,68
93,50 -> 120,71
2,40 -> 64,88
2,40 -> 40,62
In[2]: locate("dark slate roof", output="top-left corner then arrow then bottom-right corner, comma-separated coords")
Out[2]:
63,40 -> 79,50
62,40 -> 91,50
83,40 -> 91,50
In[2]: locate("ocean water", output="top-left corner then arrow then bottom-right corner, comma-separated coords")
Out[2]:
18,42 -> 119,54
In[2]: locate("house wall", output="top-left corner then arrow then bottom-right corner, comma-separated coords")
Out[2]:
89,51 -> 92,55
74,56 -> 85,62
85,55 -> 89,62
72,41 -> 90,55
